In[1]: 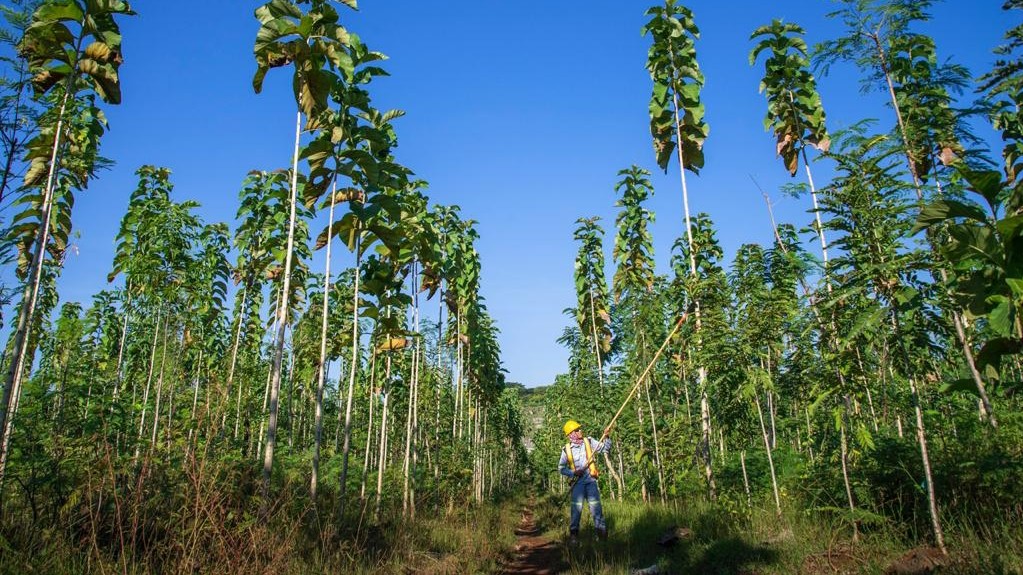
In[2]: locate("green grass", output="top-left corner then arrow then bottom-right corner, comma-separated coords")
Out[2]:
527,494 -> 1023,575
3,489 -> 1020,574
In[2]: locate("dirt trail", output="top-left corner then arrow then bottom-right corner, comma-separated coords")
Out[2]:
501,501 -> 567,575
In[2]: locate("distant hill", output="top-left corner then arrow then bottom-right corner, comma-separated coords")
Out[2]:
507,382 -> 550,452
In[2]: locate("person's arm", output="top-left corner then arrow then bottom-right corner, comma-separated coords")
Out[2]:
592,434 -> 612,454
558,447 -> 574,477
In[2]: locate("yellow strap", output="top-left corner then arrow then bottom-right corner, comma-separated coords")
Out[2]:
565,441 -> 599,478
585,440 -> 599,478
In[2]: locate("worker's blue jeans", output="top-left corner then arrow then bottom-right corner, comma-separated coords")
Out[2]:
569,479 -> 605,533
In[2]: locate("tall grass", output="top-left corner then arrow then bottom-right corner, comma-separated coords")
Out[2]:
533,494 -> 1023,575
0,445 -> 523,575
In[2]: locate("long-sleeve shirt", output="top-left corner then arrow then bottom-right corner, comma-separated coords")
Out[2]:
558,436 -> 612,483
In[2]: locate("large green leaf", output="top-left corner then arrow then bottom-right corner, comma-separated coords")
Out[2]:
987,295 -> 1013,337
961,169 -> 1006,209
913,199 -> 989,234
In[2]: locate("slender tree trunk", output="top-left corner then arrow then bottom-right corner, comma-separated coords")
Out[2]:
149,321 -> 172,449
336,229 -> 361,511
801,148 -> 830,269
373,372 -> 389,520
132,312 -> 164,465
402,261 -> 420,517
224,288 -> 247,438
754,384 -> 781,517
644,379 -> 666,503
188,347 -> 204,447
840,398 -> 859,542
334,357 -> 345,451
360,349 -> 378,500
699,375 -> 716,499
670,90 -> 715,499
257,287 -> 285,459
950,313 -> 997,428
680,361 -> 692,424
311,183 -> 338,503
603,450 -> 624,502
261,112 -> 302,500
740,450 -> 752,508
909,374 -> 946,554
256,348 -> 274,460
636,403 -> 648,502
0,90 -> 73,483
805,407 -> 815,463
453,311 -> 462,440
112,288 -> 132,410
588,286 -> 605,387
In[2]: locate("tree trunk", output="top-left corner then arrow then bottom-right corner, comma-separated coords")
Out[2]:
699,373 -> 716,500
636,403 -> 648,503
311,185 -> 337,503
588,286 -> 605,387
148,319 -> 172,449
112,288 -> 132,410
754,389 -> 781,517
360,349 -> 378,501
132,312 -> 164,465
839,398 -> 860,542
402,261 -> 420,518
909,376 -> 947,554
373,373 -> 390,520
224,288 -> 247,439
740,450 -> 752,508
0,91 -> 72,483
261,111 -> 303,500
256,348 -> 274,460
645,379 -> 666,503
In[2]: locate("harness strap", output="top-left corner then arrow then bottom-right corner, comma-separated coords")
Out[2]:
565,440 -> 599,478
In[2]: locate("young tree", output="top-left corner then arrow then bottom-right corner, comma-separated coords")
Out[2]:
251,0 -> 353,497
1,0 -> 134,486
644,1 -> 716,498
573,217 -> 612,388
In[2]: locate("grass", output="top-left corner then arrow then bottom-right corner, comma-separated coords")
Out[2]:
525,494 -> 1023,575
3,484 -> 1021,574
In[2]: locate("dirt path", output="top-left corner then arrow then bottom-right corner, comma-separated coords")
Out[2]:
501,502 -> 568,575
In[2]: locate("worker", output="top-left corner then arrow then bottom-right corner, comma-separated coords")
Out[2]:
558,419 -> 612,542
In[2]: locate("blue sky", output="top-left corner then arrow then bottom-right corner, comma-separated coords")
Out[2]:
9,1 -> 1013,387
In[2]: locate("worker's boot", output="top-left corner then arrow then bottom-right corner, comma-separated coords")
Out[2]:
568,529 -> 579,546
596,527 -> 608,541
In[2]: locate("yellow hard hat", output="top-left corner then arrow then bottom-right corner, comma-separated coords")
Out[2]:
563,420 -> 581,436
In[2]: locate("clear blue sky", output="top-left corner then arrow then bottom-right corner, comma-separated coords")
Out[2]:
12,1 -> 1013,387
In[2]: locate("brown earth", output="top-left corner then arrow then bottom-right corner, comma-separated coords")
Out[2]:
501,504 -> 568,575
884,546 -> 947,575
801,542 -> 864,574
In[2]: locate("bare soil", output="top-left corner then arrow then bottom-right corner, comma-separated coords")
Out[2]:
884,546 -> 947,575
501,504 -> 567,575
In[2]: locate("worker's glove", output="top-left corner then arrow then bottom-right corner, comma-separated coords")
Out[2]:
573,469 -> 585,477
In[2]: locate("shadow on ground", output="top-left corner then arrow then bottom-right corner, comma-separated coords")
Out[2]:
563,504 -> 780,575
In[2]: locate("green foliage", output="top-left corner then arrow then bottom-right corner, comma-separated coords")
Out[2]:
644,0 -> 708,173
573,217 -> 612,363
612,166 -> 656,303
252,0 -> 353,126
750,19 -> 829,176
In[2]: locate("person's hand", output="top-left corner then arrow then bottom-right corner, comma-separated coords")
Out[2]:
602,427 -> 611,438
573,468 -> 585,477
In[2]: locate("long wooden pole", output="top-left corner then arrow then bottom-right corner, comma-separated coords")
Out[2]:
568,309 -> 693,489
